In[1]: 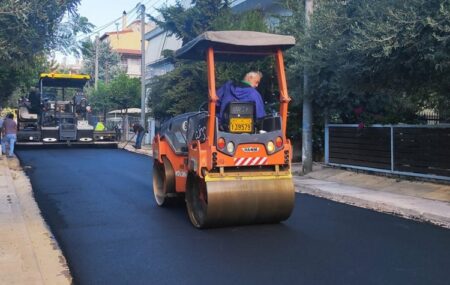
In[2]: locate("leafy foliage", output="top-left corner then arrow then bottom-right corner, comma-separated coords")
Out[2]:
279,0 -> 450,124
150,0 -> 231,44
86,81 -> 114,116
1,55 -> 54,106
108,73 -> 141,112
0,0 -> 92,104
149,62 -> 207,118
85,73 -> 141,120
0,0 -> 84,61
55,13 -> 95,56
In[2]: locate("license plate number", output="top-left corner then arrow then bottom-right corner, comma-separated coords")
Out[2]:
230,118 -> 252,133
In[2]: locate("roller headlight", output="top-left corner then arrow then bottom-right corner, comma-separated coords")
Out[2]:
226,141 -> 235,153
267,141 -> 275,153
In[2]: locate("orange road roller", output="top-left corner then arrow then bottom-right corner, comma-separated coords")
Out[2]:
152,31 -> 296,228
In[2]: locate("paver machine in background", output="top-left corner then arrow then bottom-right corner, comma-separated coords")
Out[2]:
152,31 -> 296,228
16,73 -> 118,146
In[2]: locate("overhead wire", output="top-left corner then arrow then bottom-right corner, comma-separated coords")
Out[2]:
76,0 -> 167,43
125,0 -> 162,26
78,0 -> 242,43
76,3 -> 142,42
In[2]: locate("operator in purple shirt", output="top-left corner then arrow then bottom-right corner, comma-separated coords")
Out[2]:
216,71 -> 266,123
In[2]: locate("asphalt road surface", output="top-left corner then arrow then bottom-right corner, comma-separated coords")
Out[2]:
17,149 -> 450,285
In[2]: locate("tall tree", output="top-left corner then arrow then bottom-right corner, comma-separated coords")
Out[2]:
279,0 -> 450,124
86,81 -> 115,121
80,39 -> 121,83
150,0 -> 231,44
0,0 -> 81,61
109,73 -> 141,113
55,13 -> 95,56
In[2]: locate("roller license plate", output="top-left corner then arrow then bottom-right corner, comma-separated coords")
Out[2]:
230,118 -> 253,133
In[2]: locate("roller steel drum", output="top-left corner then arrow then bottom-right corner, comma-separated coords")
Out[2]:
186,174 -> 295,228
153,159 -> 175,206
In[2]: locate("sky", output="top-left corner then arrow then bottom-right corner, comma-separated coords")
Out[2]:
78,0 -> 143,30
78,0 -> 171,33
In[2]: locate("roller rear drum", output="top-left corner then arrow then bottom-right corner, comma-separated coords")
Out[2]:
153,158 -> 176,206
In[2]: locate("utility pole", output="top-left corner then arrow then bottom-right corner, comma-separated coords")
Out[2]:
105,62 -> 109,84
140,4 -> 146,128
94,35 -> 99,90
302,0 -> 314,174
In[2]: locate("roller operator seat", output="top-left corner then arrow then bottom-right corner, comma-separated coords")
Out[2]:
216,80 -> 266,128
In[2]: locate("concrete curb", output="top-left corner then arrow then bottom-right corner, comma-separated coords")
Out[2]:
294,177 -> 450,229
0,156 -> 72,284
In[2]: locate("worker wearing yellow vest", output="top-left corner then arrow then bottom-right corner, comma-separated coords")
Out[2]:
95,121 -> 105,131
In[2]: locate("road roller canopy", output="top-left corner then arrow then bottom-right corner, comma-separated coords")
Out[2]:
175,31 -> 296,61
39,73 -> 90,89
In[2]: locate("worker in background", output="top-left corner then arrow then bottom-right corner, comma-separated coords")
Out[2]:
216,71 -> 266,123
95,121 -> 106,131
132,123 -> 145,149
114,124 -> 122,142
1,113 -> 17,158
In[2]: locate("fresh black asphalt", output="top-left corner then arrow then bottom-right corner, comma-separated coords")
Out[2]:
17,149 -> 450,285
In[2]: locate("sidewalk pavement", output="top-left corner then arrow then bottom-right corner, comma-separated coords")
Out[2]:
292,163 -> 450,229
0,155 -> 71,284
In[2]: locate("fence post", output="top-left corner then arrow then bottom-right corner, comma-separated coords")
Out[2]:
324,124 -> 329,164
390,126 -> 394,172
